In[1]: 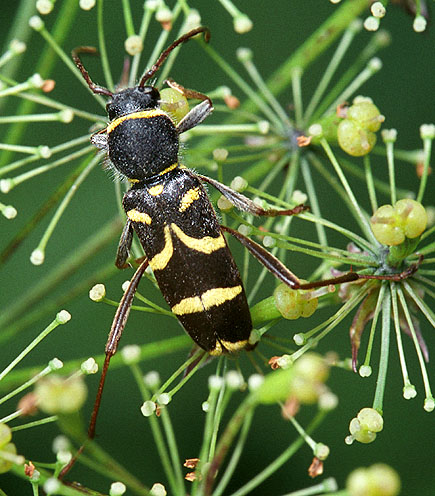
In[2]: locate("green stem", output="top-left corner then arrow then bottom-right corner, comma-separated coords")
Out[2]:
76,438 -> 149,495
212,407 -> 254,496
31,154 -> 99,262
231,211 -> 376,267
0,135 -> 91,177
166,353 -> 208,399
122,0 -> 136,36
291,67 -> 303,128
0,73 -> 104,122
390,282 -> 414,394
372,284 -> 390,414
202,44 -> 283,130
130,363 -> 176,494
0,0 -> 80,166
0,217 -> 121,333
193,360 -> 225,495
0,364 -> 53,405
10,464 -> 101,496
364,154 -> 377,213
10,415 -> 57,431
0,336 -> 190,392
0,0 -> 37,83
385,139 -> 396,205
322,59 -> 382,117
362,284 -> 385,372
97,0 -> 114,91
417,133 -> 433,203
320,138 -> 379,245
292,282 -> 372,359
203,395 -> 257,496
265,0 -> 368,98
304,19 -> 361,123
301,157 -> 327,246
229,411 -> 327,496
0,317 -> 66,381
3,146 -> 93,190
312,31 -> 389,121
403,281 -> 435,328
159,407 -> 185,494
241,55 -> 291,127
397,286 -> 434,409
129,5 -> 153,86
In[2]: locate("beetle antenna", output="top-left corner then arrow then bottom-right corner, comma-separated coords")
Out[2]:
72,46 -> 113,97
139,26 -> 210,87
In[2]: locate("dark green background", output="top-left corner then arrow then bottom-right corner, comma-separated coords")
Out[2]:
1,1 -> 434,494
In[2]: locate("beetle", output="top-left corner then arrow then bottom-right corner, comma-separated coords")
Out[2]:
61,27 -> 357,477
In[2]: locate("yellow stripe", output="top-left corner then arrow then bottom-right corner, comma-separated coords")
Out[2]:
149,184 -> 164,196
171,296 -> 203,315
149,225 -> 173,271
171,285 -> 242,315
159,163 -> 178,176
171,223 -> 225,254
179,187 -> 201,212
127,209 -> 152,225
202,286 -> 242,310
107,109 -> 165,133
147,223 -> 225,272
209,339 -> 249,356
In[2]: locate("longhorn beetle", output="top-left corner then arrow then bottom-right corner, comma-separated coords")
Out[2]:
62,27 -> 358,477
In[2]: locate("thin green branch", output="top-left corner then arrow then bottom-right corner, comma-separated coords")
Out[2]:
320,138 -> 379,245
363,154 -> 377,213
372,284 -> 390,414
97,0 -> 114,91
361,284 -> 385,373
304,19 -> 361,123
229,411 -> 327,496
390,282 -> 414,396
397,286 -> 434,410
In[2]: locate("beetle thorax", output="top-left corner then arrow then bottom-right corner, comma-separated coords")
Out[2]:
106,86 -> 179,181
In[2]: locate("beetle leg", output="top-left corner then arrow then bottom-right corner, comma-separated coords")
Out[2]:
165,77 -> 212,104
221,225 -> 359,289
199,174 -> 308,217
59,260 -> 149,479
90,129 -> 108,151
176,100 -> 214,134
221,225 -> 301,288
165,78 -> 214,134
115,219 -> 134,269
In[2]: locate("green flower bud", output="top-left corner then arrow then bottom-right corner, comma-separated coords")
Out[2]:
291,353 -> 330,404
255,367 -> 294,404
0,424 -> 12,448
0,443 -> 17,474
160,88 -> 189,124
357,407 -> 383,432
337,97 -> 384,156
395,199 -> 427,239
35,375 -> 87,414
371,199 -> 427,245
273,283 -> 318,320
349,408 -> 383,444
347,98 -> 383,132
347,464 -> 401,496
338,120 -> 377,157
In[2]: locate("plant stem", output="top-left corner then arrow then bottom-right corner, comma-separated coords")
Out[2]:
229,411 -> 327,496
372,284 -> 390,414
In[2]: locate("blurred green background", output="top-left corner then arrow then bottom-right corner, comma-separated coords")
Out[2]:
0,1 -> 434,494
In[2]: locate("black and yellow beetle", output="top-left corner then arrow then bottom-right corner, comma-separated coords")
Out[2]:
63,28 -> 357,469
73,27 -> 330,358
